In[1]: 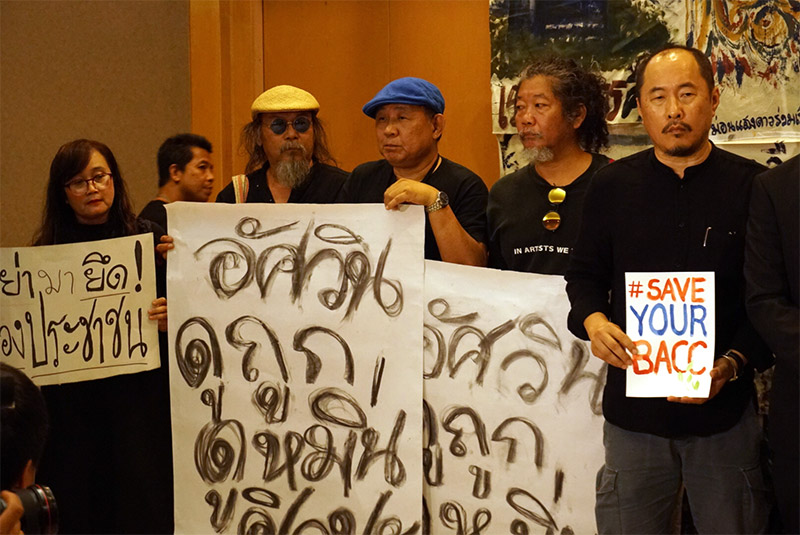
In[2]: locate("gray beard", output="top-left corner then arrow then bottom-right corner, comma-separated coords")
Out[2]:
521,146 -> 555,164
274,158 -> 311,189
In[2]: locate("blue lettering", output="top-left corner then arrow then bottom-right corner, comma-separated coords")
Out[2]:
629,304 -> 649,336
648,303 -> 668,336
669,304 -> 688,335
690,305 -> 707,336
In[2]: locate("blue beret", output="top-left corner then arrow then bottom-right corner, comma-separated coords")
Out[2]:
362,77 -> 445,118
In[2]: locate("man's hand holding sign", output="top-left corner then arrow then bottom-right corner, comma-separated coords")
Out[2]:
586,272 -> 743,403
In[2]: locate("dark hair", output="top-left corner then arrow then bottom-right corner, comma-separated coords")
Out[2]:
34,139 -> 137,245
515,57 -> 609,152
157,133 -> 213,187
240,113 -> 337,174
634,44 -> 715,99
1,363 -> 49,489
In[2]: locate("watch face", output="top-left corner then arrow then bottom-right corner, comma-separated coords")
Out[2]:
438,191 -> 449,206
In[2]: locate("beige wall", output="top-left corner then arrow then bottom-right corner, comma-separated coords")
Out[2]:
0,0 -> 190,246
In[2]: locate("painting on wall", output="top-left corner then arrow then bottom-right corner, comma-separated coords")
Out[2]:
490,0 -> 800,174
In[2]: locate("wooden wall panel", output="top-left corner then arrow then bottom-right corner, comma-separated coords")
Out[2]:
387,2 -> 498,185
191,1 -> 500,190
190,0 -> 263,196
261,1 -> 391,172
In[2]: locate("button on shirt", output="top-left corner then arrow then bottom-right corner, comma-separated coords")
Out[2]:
565,145 -> 770,437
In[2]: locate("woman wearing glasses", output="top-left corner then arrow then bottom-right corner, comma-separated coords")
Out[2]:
33,139 -> 174,534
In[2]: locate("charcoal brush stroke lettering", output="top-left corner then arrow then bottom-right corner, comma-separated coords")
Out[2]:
226,315 -> 288,382
205,488 -> 237,533
194,385 -> 246,483
175,316 -> 222,388
293,326 -> 354,385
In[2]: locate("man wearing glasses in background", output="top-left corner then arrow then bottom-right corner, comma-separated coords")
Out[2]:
216,85 -> 347,204
565,45 -> 771,533
487,57 -> 610,275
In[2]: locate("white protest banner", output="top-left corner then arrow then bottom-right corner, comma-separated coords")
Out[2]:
625,272 -> 715,398
0,234 -> 160,385
166,202 -> 425,534
423,261 -> 605,534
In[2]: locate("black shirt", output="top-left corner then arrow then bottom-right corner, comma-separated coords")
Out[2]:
337,157 -> 488,261
215,162 -> 347,204
138,198 -> 168,233
565,145 -> 770,437
37,217 -> 173,534
488,153 -> 609,275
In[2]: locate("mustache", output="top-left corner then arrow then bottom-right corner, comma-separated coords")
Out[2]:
662,121 -> 692,133
280,141 -> 307,154
519,130 -> 543,139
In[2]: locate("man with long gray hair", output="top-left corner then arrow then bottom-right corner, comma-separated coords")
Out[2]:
487,57 -> 610,275
216,85 -> 347,204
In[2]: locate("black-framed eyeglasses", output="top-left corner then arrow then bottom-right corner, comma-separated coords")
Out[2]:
268,116 -> 311,135
64,172 -> 113,195
542,187 -> 566,231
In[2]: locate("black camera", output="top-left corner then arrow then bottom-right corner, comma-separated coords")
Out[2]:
0,484 -> 58,534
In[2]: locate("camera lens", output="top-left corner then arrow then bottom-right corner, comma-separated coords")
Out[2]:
1,485 -> 59,535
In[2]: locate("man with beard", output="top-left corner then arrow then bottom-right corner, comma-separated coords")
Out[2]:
216,85 -> 347,204
565,45 -> 771,533
487,57 -> 610,275
338,77 -> 488,266
139,133 -> 215,231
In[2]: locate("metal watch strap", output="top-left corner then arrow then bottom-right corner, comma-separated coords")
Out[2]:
425,191 -> 448,213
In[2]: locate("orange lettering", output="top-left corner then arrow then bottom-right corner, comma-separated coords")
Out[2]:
647,279 -> 661,300
687,341 -> 707,374
661,279 -> 676,301
671,340 -> 688,373
691,277 -> 706,303
674,277 -> 690,301
632,340 -> 653,374
653,340 -> 673,374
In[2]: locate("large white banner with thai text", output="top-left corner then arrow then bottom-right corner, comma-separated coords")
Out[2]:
166,203 -> 425,534
0,234 -> 160,385
423,262 -> 605,534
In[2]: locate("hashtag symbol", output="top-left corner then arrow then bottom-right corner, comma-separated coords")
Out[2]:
628,280 -> 643,298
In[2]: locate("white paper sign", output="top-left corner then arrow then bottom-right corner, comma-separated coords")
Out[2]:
423,262 -> 605,534
166,203 -> 424,534
625,272 -> 716,398
0,234 -> 160,385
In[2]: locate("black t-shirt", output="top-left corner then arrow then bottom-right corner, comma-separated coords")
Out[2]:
36,217 -> 173,534
488,153 -> 609,275
565,145 -> 770,437
138,198 -> 168,233
215,162 -> 347,204
337,157 -> 488,261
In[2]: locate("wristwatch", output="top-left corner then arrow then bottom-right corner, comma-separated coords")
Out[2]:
425,191 -> 449,213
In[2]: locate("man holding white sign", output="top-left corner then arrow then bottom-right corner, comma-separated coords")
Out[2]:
565,45 -> 772,533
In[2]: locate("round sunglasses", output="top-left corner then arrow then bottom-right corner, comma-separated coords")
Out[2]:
268,116 -> 312,135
